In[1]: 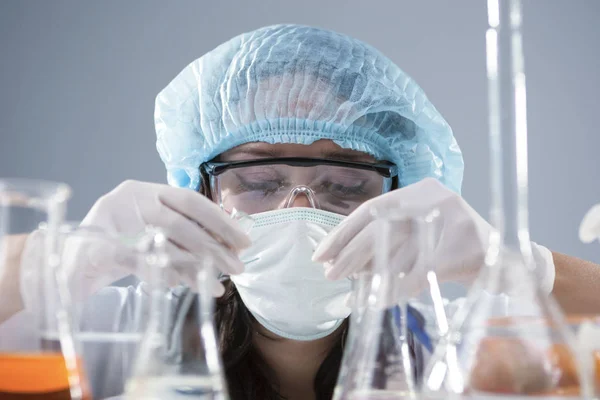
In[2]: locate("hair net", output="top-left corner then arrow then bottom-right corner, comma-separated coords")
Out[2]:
155,24 -> 464,193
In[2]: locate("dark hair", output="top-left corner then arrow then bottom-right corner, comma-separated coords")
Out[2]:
214,280 -> 346,400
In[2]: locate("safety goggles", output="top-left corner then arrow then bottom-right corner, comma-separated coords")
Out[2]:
200,157 -> 398,216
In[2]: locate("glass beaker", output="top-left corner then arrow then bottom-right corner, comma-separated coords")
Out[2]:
0,178 -> 88,399
23,225 -> 166,399
125,249 -> 228,400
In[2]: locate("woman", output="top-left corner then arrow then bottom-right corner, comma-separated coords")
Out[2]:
2,24 -> 599,400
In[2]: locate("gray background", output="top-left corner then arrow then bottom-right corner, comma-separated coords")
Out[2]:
1,0 -> 599,267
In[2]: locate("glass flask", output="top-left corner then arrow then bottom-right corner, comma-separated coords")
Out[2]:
124,249 -> 229,400
332,271 -> 376,400
577,205 -> 600,394
334,209 -> 446,400
574,317 -> 600,395
409,210 -> 451,359
0,178 -> 88,399
24,225 -> 167,399
421,0 -> 595,398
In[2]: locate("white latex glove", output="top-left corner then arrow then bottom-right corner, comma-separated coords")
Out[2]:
74,180 -> 250,297
579,203 -> 600,244
313,178 -> 555,296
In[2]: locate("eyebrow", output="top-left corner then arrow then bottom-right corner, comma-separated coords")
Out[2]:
225,148 -> 282,159
318,150 -> 375,162
225,147 -> 375,162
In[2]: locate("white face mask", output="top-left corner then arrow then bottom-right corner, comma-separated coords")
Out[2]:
231,207 -> 352,341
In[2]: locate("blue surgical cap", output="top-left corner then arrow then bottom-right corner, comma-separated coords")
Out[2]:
155,24 -> 464,193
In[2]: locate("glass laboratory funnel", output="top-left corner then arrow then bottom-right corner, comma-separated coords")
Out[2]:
0,178 -> 89,399
125,250 -> 228,400
25,225 -> 166,399
334,209 -> 448,400
421,0 -> 594,397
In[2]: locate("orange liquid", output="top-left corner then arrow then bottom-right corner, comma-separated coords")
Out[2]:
0,388 -> 73,399
0,353 -> 90,399
537,348 -> 600,397
477,315 -> 600,396
471,337 -> 600,396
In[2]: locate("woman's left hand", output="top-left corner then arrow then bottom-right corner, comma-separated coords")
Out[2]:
312,178 -> 554,296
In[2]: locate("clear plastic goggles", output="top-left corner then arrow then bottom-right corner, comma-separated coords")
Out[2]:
201,157 -> 398,216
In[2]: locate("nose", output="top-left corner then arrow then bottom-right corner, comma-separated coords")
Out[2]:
282,186 -> 320,210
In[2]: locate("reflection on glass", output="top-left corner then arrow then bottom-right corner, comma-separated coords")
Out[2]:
0,178 -> 88,399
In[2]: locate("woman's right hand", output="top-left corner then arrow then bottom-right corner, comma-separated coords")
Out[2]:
75,180 -> 251,297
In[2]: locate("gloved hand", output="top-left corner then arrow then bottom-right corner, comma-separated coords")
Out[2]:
313,178 -> 555,297
579,203 -> 600,244
72,180 -> 250,298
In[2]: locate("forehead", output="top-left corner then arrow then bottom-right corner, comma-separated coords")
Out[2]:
219,140 -> 377,162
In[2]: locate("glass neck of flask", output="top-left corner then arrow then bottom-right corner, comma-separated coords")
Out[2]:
487,0 -> 532,259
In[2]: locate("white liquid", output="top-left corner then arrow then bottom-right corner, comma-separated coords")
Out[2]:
125,376 -> 222,400
343,389 -> 416,400
42,331 -> 143,343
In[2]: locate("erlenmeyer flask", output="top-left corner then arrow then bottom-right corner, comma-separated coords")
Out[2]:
125,250 -> 228,400
422,259 -> 591,397
575,318 -> 600,395
333,271 -> 376,400
0,178 -> 89,399
335,211 -> 443,400
422,0 -> 594,397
